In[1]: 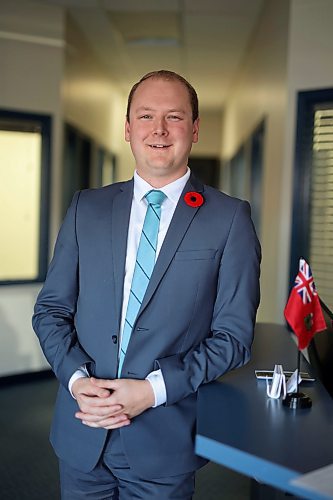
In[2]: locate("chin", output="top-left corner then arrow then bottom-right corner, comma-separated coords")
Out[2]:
146,162 -> 173,173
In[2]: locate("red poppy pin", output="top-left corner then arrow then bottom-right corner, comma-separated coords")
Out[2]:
184,191 -> 204,207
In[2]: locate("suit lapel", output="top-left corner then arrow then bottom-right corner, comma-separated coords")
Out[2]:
139,174 -> 205,315
111,179 -> 134,327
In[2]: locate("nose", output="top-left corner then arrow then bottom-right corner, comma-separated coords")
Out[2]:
153,117 -> 168,136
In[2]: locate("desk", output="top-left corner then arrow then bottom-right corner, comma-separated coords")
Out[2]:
195,323 -> 333,499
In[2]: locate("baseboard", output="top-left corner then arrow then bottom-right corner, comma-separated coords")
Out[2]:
0,368 -> 55,387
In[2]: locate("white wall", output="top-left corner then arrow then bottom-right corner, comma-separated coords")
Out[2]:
63,16 -> 134,183
0,0 -> 65,375
221,0 -> 290,323
192,110 -> 223,158
279,0 -> 333,322
0,285 -> 47,375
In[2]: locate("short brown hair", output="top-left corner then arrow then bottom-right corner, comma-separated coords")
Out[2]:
126,70 -> 199,123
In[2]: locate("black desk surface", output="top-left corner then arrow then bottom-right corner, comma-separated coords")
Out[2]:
195,323 -> 333,499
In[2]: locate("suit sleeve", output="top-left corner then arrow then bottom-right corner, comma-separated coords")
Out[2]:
32,192 -> 93,388
155,201 -> 261,405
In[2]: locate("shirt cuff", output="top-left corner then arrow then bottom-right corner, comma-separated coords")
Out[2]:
68,365 -> 89,398
146,369 -> 167,407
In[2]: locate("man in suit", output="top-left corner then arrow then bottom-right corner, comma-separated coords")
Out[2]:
33,70 -> 261,499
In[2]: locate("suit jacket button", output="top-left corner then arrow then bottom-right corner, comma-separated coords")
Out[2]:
112,335 -> 118,344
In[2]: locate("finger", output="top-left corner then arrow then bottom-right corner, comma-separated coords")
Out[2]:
78,394 -> 121,409
80,413 -> 130,425
75,404 -> 123,419
77,413 -> 124,423
79,386 -> 110,399
72,378 -> 111,399
90,378 -> 118,390
103,420 -> 131,430
82,414 -> 129,425
82,415 -> 131,429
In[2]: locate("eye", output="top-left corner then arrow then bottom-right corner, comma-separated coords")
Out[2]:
139,114 -> 153,120
168,115 -> 182,121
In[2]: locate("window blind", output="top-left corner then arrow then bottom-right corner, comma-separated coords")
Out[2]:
309,108 -> 333,307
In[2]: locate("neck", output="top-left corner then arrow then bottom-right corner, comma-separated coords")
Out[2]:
136,169 -> 188,188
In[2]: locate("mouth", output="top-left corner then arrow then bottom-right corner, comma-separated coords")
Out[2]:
148,144 -> 171,149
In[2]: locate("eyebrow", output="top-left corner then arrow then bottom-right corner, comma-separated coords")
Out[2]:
135,107 -> 186,114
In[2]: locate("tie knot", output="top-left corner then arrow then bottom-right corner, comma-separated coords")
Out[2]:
145,190 -> 166,207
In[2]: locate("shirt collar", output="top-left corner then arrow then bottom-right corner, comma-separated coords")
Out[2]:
133,168 -> 191,204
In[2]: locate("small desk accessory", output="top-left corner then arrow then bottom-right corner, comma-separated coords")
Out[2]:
266,364 -> 286,399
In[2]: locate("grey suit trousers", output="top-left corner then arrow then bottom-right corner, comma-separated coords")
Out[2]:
59,429 -> 196,500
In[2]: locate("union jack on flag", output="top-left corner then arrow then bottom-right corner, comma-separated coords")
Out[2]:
285,258 -> 326,350
294,259 -> 317,304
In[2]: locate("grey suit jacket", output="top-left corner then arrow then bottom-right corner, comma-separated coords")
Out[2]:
32,174 -> 261,478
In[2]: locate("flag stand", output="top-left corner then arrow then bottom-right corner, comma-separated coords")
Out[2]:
283,349 -> 312,409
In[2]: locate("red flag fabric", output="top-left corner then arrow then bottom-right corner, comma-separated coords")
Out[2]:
284,258 -> 326,350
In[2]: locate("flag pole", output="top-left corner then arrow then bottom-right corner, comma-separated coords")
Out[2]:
283,344 -> 312,409
296,349 -> 300,395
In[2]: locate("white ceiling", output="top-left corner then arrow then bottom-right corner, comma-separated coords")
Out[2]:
44,0 -> 265,110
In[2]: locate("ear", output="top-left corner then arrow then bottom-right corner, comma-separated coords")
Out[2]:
125,119 -> 131,142
192,118 -> 200,144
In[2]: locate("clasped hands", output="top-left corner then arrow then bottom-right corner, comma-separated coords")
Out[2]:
72,377 -> 155,430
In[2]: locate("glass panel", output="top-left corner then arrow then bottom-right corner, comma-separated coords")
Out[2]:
0,130 -> 41,280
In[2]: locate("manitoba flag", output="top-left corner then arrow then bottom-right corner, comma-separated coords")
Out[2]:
284,258 -> 326,350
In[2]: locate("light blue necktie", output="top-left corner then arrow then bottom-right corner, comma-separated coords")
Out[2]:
118,189 -> 166,376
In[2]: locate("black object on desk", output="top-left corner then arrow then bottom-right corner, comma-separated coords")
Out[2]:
283,348 -> 313,410
308,299 -> 333,399
195,323 -> 333,500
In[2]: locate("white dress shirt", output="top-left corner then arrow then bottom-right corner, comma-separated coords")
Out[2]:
69,168 -> 191,407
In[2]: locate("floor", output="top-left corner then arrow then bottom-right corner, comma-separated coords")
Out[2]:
0,374 -> 251,499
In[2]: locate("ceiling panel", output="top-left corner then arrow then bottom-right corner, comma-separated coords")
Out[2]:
108,12 -> 181,42
102,0 -> 180,12
40,0 -> 267,110
44,0 -> 100,7
184,15 -> 255,47
184,0 -> 264,16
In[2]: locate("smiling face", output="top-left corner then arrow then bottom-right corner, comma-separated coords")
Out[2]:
125,77 -> 199,187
